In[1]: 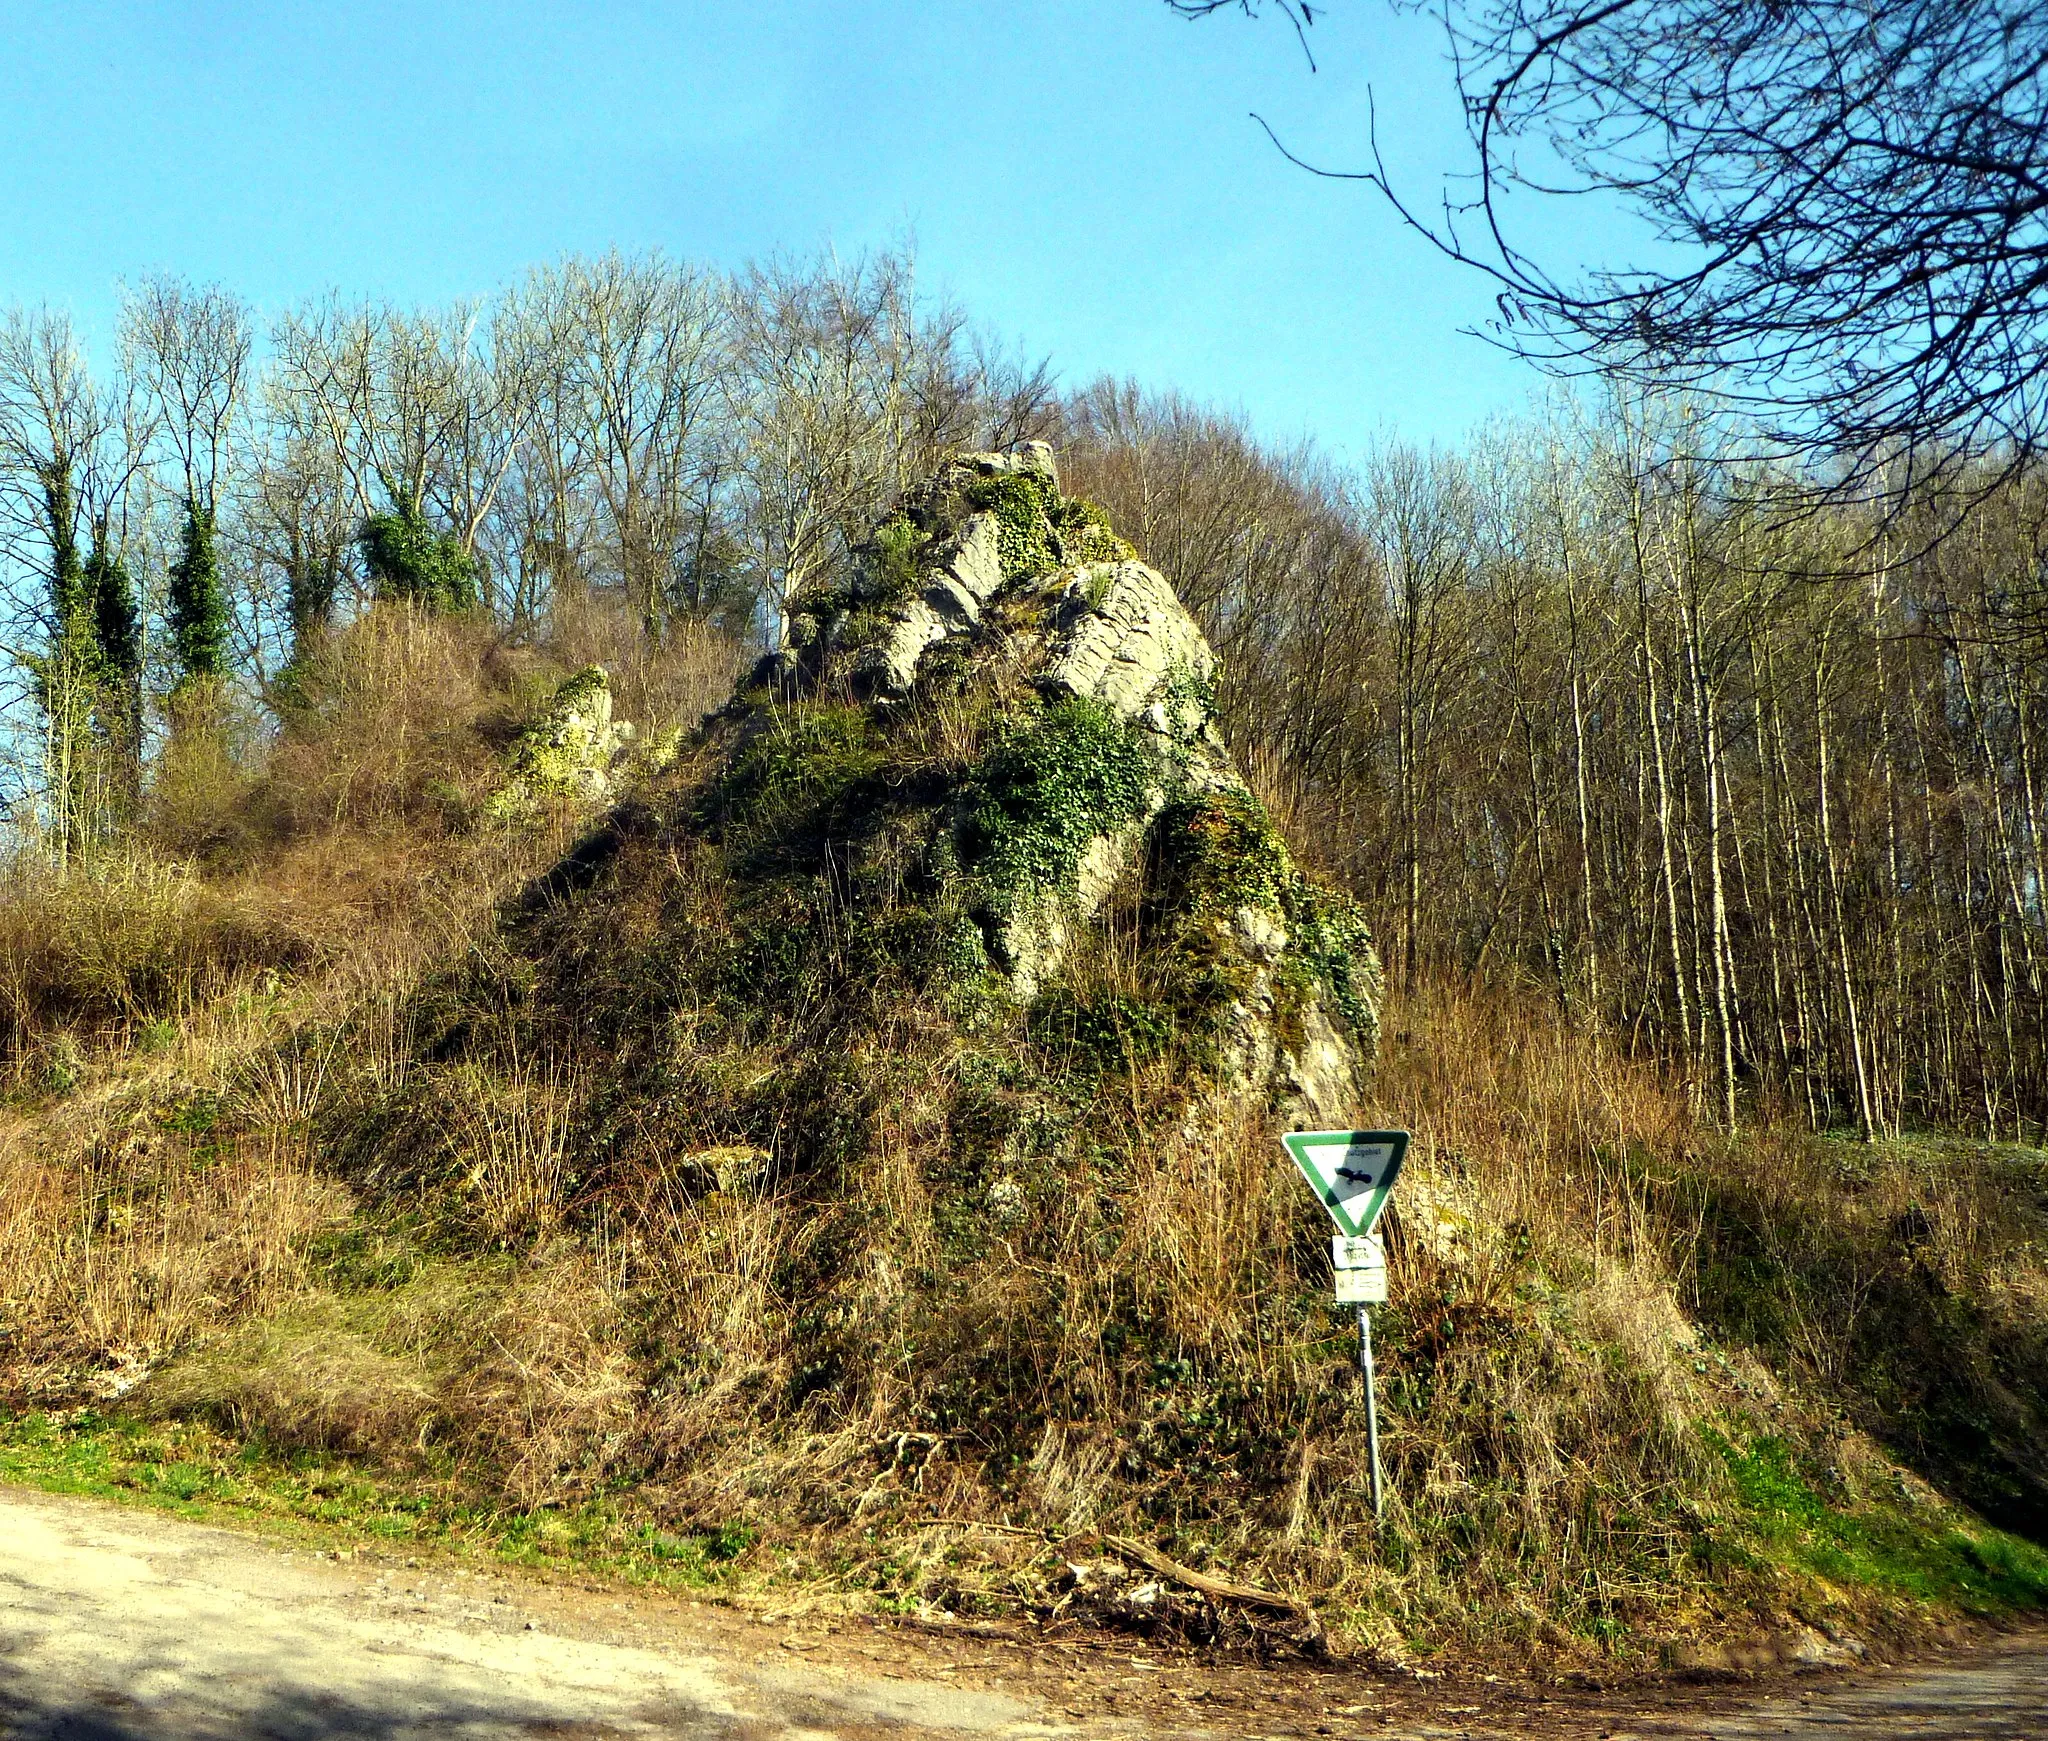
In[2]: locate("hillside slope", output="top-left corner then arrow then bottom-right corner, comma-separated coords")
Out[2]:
3,453 -> 2048,1669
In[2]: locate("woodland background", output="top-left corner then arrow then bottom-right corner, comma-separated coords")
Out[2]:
6,249 -> 2045,1142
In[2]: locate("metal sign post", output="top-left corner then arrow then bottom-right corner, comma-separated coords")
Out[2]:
1284,1130 -> 1409,1523
1357,1303 -> 1383,1519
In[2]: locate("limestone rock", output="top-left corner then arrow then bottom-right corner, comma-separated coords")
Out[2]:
1045,561 -> 1218,738
855,596 -> 949,696
979,438 -> 1057,484
854,510 -> 1022,697
485,666 -> 637,821
744,442 -> 1385,1121
1277,993 -> 1365,1127
934,512 -> 1006,616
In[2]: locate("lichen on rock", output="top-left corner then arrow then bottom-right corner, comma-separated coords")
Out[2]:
484,665 -> 638,821
729,441 -> 1383,1117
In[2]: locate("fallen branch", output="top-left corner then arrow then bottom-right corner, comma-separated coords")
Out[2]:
900,1613 -> 1024,1640
908,1517 -> 1050,1541
1097,1532 -> 1314,1624
908,1517 -> 1318,1632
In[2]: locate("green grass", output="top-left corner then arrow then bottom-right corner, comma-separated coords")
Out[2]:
1711,1430 -> 2048,1613
12,1403 -> 2048,1649
0,1406 -> 758,1588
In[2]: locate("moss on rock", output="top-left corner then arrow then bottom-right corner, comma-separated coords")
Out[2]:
1159,786 -> 1382,1049
1055,494 -> 1137,565
868,512 -> 925,598
484,666 -> 634,821
960,697 -> 1162,924
965,471 -> 1063,580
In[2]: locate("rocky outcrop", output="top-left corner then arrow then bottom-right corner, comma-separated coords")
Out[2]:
1044,560 -> 1217,733
747,444 -> 1382,1121
485,667 -> 660,822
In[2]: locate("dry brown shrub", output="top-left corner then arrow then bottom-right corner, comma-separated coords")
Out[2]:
0,1120 -> 350,1395
0,597 -> 747,1508
438,1249 -> 639,1503
252,606 -> 518,844
0,856 -> 313,1068
142,702 -> 265,861
1371,978 -> 1693,1290
539,583 -> 745,733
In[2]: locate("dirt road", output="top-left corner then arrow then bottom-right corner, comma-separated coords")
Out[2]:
3,1486 -> 2044,1740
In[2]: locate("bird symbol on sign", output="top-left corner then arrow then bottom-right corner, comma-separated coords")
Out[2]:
1284,1130 -> 1408,1238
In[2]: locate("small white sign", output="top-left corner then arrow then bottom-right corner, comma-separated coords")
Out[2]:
1335,1266 -> 1388,1304
1332,1233 -> 1384,1271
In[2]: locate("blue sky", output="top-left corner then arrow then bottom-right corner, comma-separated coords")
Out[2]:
0,1 -> 1603,464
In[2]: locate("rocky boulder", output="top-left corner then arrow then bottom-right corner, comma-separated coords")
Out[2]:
360,445 -> 1391,1586
485,666 -> 680,822
742,442 -> 1381,1121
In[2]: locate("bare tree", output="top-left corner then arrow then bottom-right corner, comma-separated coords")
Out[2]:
1177,0 -> 2048,511
728,250 -> 977,636
269,296 -> 532,616
122,277 -> 251,518
123,278 -> 255,701
505,253 -> 727,637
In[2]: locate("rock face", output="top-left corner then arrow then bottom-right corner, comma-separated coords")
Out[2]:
486,667 -> 633,820
486,667 -> 678,822
748,443 -> 1381,1123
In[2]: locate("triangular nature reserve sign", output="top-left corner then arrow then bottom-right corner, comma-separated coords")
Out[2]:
1283,1130 -> 1409,1239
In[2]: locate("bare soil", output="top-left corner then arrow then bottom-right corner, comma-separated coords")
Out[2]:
1,1486 -> 2041,1740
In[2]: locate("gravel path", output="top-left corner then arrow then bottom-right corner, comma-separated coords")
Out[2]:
3,1487 -> 2044,1740
0,1489 -> 1049,1740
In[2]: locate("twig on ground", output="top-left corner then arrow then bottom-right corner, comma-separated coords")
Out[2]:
908,1516 -> 1316,1628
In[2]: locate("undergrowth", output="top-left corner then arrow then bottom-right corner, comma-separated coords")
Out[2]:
4,571 -> 2048,1674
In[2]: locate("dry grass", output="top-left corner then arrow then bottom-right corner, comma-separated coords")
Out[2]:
10,940 -> 2047,1655
0,600 -> 734,1424
438,1055 -> 582,1243
144,1304 -> 439,1457
0,857 -> 306,1071
3,607 -> 2046,1662
542,582 -> 747,736
0,1120 -> 351,1395
137,1245 -> 636,1501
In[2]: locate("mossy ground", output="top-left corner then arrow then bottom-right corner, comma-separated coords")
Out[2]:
1705,1430 -> 2048,1614
0,1406 -> 761,1593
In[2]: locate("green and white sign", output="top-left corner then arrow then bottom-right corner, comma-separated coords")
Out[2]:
1283,1129 -> 1408,1238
